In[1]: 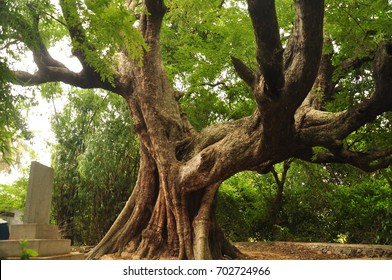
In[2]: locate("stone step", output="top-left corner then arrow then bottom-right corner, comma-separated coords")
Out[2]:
5,252 -> 86,260
0,239 -> 71,258
10,224 -> 59,239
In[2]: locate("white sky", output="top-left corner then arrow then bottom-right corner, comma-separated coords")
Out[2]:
0,41 -> 82,185
1,99 -> 56,184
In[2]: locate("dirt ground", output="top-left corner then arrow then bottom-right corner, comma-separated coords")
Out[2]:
235,242 -> 342,260
234,241 -> 392,260
92,241 -> 392,260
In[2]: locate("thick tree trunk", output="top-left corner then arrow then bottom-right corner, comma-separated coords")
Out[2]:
87,142 -> 240,259
87,7 -> 241,259
88,0 -> 324,260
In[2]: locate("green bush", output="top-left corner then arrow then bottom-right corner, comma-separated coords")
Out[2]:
0,177 -> 28,212
217,164 -> 392,245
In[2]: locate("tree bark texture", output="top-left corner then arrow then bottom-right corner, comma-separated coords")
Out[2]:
9,0 -> 392,259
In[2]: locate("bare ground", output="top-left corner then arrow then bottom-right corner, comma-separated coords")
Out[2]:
86,241 -> 392,260
234,241 -> 392,260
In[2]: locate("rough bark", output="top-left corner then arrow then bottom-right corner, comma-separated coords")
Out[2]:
88,1 -> 244,259
7,0 -> 392,259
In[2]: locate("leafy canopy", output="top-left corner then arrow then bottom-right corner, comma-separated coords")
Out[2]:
0,0 -> 147,84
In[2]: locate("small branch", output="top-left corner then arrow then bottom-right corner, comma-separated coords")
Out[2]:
230,56 -> 256,88
127,0 -> 142,11
304,37 -> 374,112
12,68 -> 116,92
0,39 -> 19,50
338,55 -> 374,72
271,166 -> 280,184
299,146 -> 392,173
304,39 -> 335,110
331,41 -> 392,138
200,82 -> 228,89
381,169 -> 392,190
270,159 -> 292,185
341,7 -> 367,36
6,0 -> 128,93
27,1 -> 67,27
218,0 -> 226,9
7,9 -> 111,90
333,147 -> 392,172
269,159 -> 292,229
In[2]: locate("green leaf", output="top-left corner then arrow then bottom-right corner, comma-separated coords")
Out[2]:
24,249 -> 39,257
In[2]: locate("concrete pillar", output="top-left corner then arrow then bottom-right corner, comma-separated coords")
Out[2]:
23,161 -> 54,224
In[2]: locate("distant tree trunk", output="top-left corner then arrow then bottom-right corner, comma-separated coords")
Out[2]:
381,169 -> 392,190
269,160 -> 291,233
55,184 -> 77,242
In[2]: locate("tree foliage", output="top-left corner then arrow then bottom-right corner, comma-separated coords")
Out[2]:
51,89 -> 139,244
218,163 -> 392,245
0,66 -> 33,166
0,177 -> 28,212
160,0 -> 257,130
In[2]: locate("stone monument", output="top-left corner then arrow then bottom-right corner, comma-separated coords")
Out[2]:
24,161 -> 55,224
0,161 -> 81,259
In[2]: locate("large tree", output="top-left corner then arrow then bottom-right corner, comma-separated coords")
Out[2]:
1,0 -> 391,259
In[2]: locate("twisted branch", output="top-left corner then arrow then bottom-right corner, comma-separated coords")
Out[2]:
247,0 -> 284,97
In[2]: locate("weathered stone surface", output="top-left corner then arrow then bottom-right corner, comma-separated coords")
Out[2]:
10,224 -> 59,239
24,161 -> 54,224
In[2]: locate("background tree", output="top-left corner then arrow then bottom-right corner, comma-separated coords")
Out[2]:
0,177 -> 28,213
0,67 -> 33,167
1,0 -> 391,260
217,163 -> 392,245
51,88 -> 139,245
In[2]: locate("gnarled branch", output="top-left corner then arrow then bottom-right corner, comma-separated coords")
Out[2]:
6,0 -> 129,93
297,41 -> 392,147
59,0 -> 93,71
283,0 -> 324,109
300,146 -> 392,173
178,114 -> 264,191
247,0 -> 284,97
304,40 -> 374,111
334,42 -> 392,134
12,68 -> 115,92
